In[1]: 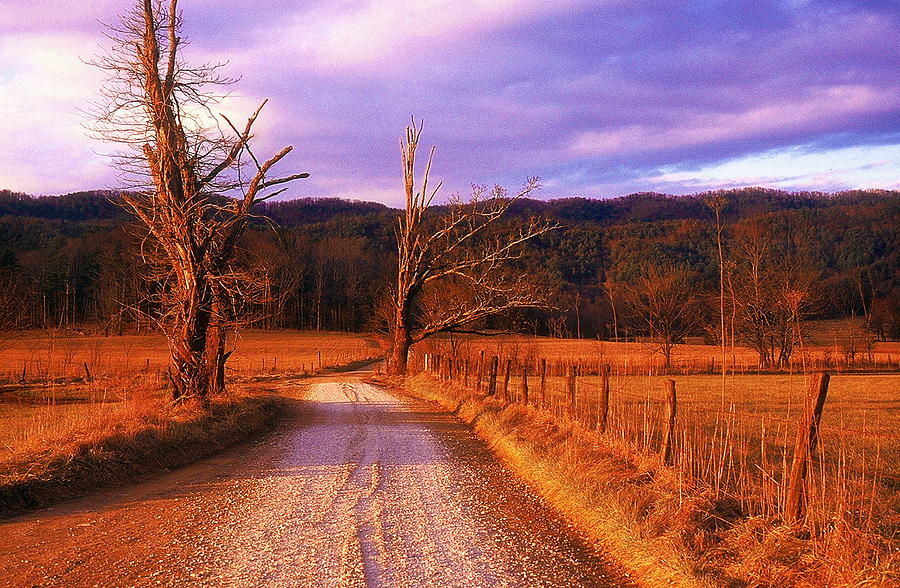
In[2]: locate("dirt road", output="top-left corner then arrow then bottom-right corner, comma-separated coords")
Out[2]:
0,372 -> 625,587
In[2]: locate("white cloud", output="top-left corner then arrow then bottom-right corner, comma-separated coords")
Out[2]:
569,84 -> 899,157
0,1 -> 122,33
271,0 -> 586,70
640,143 -> 900,192
0,29 -> 295,194
0,32 -> 114,193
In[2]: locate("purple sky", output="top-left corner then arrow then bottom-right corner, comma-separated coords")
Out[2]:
1,0 -> 897,206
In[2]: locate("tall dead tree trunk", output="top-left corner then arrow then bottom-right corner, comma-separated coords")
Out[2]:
387,120 -> 556,376
705,193 -> 728,405
91,0 -> 308,399
390,306 -> 413,376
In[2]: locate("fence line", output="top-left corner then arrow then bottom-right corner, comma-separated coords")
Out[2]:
411,348 -> 892,531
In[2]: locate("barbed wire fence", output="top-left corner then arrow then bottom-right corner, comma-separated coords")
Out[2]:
409,345 -> 897,535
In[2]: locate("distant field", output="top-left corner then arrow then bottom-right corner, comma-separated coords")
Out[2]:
0,330 -> 382,382
422,318 -> 900,373
0,330 -> 383,459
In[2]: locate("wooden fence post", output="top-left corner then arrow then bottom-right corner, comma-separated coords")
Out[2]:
598,364 -> 610,433
785,372 -> 830,524
661,379 -> 677,465
540,358 -> 547,410
477,350 -> 485,392
502,358 -> 512,402
521,366 -> 529,406
566,364 -> 577,417
488,356 -> 498,396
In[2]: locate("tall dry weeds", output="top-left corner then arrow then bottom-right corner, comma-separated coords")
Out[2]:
400,362 -> 899,587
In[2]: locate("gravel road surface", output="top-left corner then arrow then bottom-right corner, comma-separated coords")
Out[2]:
0,372 -> 625,587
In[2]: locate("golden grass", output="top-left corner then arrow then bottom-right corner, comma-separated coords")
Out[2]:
560,373 -> 900,479
543,372 -> 900,577
0,330 -> 384,516
418,333 -> 898,528
0,330 -> 382,457
409,323 -> 900,586
427,318 -> 900,373
400,372 -> 899,587
398,374 -> 708,587
0,329 -> 381,382
0,388 -> 280,516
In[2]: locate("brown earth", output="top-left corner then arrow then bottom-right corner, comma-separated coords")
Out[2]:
0,370 -> 627,587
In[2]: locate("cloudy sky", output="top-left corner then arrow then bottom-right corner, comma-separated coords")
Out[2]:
1,0 -> 897,206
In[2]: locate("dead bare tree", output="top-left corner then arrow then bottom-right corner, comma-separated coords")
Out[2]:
623,264 -> 703,370
90,0 -> 307,399
388,121 -> 556,375
0,270 -> 28,353
730,222 -> 816,369
705,192 -> 728,403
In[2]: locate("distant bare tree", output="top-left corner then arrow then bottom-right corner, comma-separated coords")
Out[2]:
0,270 -> 29,352
387,121 -> 556,375
90,0 -> 307,399
604,278 -> 621,342
705,192 -> 728,401
623,264 -> 703,369
730,222 -> 816,368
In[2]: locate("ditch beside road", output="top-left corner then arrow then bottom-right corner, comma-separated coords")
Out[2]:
0,370 -> 625,587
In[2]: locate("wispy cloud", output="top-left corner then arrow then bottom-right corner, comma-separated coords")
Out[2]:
271,0 -> 587,71
0,32 -> 111,193
568,85 -> 899,157
640,143 -> 900,193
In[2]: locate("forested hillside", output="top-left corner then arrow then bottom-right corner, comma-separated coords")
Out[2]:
1,187 -> 897,343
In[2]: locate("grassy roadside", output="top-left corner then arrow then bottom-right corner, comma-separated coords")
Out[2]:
0,392 -> 282,518
0,330 -> 385,519
397,373 -> 896,587
396,373 -> 704,587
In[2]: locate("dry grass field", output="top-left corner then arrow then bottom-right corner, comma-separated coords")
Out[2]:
403,372 -> 900,586
0,330 -> 381,382
430,332 -> 756,371
549,373 -> 899,524
419,330 -> 899,497
412,325 -> 899,585
548,372 -> 900,470
424,318 -> 900,374
0,330 -> 382,463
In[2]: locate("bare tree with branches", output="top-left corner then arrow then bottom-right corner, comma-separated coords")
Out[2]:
705,192 -> 728,403
729,221 -> 816,368
90,0 -> 307,399
623,264 -> 703,370
387,121 -> 556,375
